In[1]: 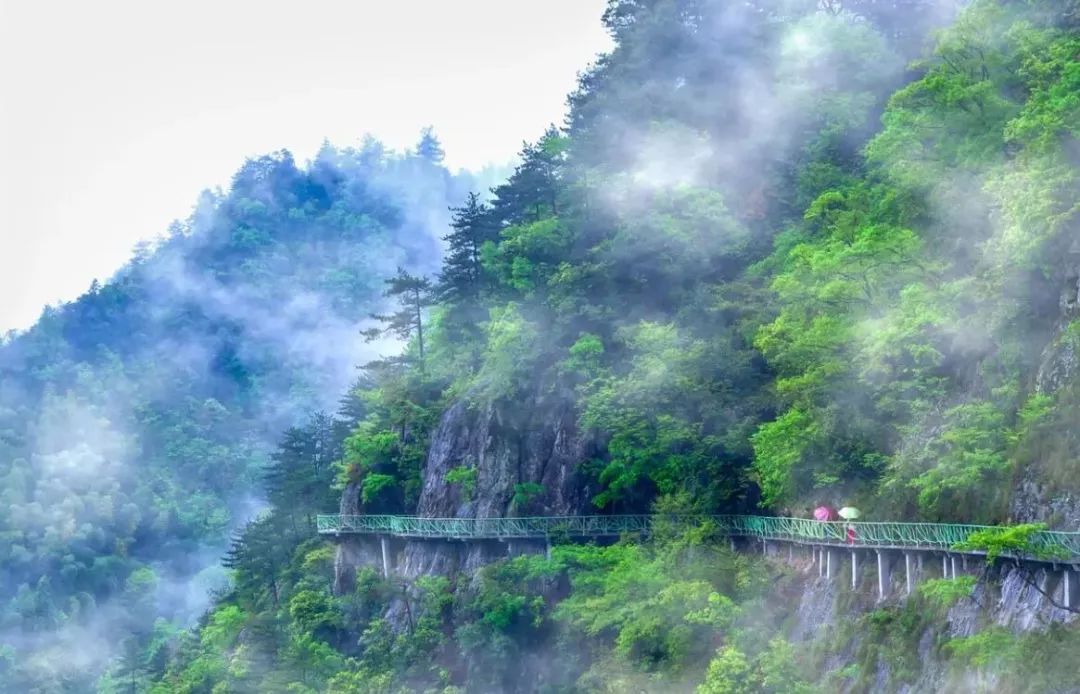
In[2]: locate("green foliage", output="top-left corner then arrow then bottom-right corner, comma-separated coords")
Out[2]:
953,523 -> 1070,563
444,466 -> 478,499
510,482 -> 545,511
698,639 -> 815,694
918,576 -> 979,612
363,267 -> 436,366
552,527 -> 750,675
698,646 -> 753,694
945,627 -> 1017,668
133,0 -> 1080,691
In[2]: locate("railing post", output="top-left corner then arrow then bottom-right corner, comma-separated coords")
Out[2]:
380,535 -> 390,579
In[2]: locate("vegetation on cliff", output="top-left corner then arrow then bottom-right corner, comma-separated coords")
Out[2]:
152,0 -> 1080,691
4,0 -> 1080,690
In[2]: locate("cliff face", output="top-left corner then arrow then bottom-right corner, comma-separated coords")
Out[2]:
1012,245 -> 1080,530
332,480 -> 383,594
334,387 -> 598,591
782,552 -> 1076,693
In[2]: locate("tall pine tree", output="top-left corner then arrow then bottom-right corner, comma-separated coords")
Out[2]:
437,192 -> 496,306
363,268 -> 435,367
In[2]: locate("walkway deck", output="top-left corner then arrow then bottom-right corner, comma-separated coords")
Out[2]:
315,514 -> 1080,561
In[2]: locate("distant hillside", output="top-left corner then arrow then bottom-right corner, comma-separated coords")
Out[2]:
0,135 -> 477,689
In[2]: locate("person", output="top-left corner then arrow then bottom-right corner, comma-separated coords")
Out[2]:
846,523 -> 856,545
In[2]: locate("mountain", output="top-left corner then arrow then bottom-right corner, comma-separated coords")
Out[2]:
7,0 -> 1080,691
0,136 -> 478,690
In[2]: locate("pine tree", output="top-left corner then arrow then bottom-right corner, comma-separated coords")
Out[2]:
223,514 -> 290,607
437,192 -> 496,306
263,415 -> 338,533
490,126 -> 567,226
363,268 -> 435,367
415,126 -> 445,164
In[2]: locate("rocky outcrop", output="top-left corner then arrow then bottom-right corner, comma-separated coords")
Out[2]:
782,555 -> 1076,693
416,391 -> 594,518
398,388 -> 597,581
333,387 -> 599,593
1012,244 -> 1080,530
333,480 -> 384,594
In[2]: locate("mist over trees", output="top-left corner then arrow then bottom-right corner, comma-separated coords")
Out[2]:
0,138 -> 476,689
4,0 -> 1080,691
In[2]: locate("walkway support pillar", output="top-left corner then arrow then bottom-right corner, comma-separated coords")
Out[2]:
817,548 -> 823,577
877,550 -> 888,601
1065,568 -> 1073,610
951,555 -> 958,580
546,537 -> 552,561
942,554 -> 948,578
380,535 -> 390,579
826,549 -> 833,580
905,553 -> 912,596
852,551 -> 858,590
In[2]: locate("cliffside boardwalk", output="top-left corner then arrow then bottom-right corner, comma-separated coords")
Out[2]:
317,514 -> 1080,606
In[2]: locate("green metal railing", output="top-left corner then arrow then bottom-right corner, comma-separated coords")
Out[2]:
315,514 -> 1080,561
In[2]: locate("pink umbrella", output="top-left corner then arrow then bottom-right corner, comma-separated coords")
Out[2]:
813,506 -> 839,521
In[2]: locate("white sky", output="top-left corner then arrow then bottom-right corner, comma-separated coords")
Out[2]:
0,0 -> 612,333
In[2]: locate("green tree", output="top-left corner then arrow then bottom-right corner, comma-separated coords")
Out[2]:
364,267 -> 436,367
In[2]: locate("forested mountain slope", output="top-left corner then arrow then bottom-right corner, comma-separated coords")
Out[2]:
8,0 -> 1080,690
165,0 -> 1078,691
0,137 -> 477,690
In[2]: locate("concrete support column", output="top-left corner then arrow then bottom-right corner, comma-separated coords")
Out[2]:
730,537 -> 737,553
826,549 -> 833,580
905,553 -> 912,596
851,550 -> 858,590
951,555 -> 958,580
546,537 -> 552,561
788,544 -> 793,562
942,554 -> 948,578
1065,567 -> 1073,610
817,548 -> 823,577
962,555 -> 968,573
380,535 -> 390,579
877,550 -> 888,601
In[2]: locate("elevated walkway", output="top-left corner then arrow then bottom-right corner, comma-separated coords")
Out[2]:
317,513 -> 1080,606
316,513 -> 1080,557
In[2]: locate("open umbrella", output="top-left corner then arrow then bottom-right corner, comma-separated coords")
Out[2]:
838,507 -> 861,520
813,506 -> 838,521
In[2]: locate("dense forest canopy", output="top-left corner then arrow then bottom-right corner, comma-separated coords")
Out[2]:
0,136 -> 481,689
4,0 -> 1080,691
